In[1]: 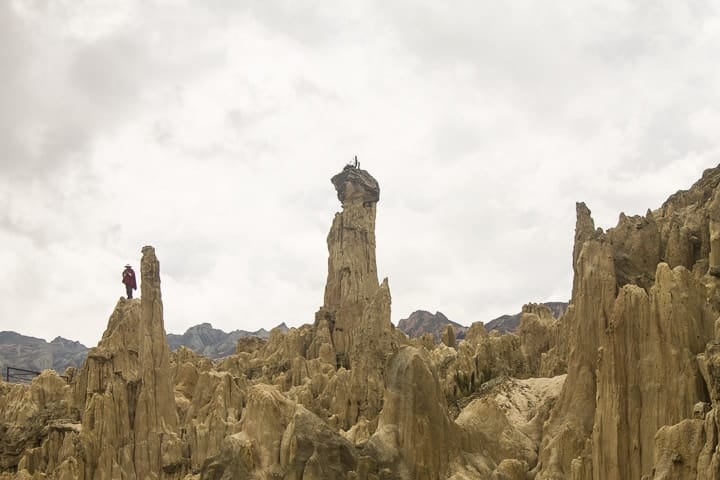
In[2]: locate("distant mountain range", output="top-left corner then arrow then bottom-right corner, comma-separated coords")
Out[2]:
397,302 -> 569,340
0,331 -> 88,379
0,323 -> 288,378
1,303 -> 568,378
484,302 -> 568,333
166,322 -> 287,359
397,311 -> 469,341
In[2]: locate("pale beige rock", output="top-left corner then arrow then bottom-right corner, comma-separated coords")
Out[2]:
182,369 -> 245,471
322,166 -> 382,363
170,346 -> 213,424
693,341 -> 720,478
537,168 -> 720,479
696,408 -> 720,479
71,246 -> 184,479
0,371 -> 73,474
279,405 -> 357,480
592,264 -> 714,479
535,205 -> 617,479
241,384 -> 296,471
607,210 -> 662,289
463,322 -> 489,345
441,324 -> 456,348
653,419 -> 705,480
707,186 -> 720,276
306,166 -> 395,430
341,416 -> 372,446
340,279 -> 394,428
457,376 -> 565,474
516,303 -> 558,377
196,432 -> 254,480
368,346 -> 459,479
8,166 -> 720,480
0,248 -> 189,480
491,459 -> 528,479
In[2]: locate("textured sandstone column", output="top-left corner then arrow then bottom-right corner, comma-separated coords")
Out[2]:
535,205 -> 617,479
72,246 -> 183,479
368,347 -> 459,480
592,265 -> 713,479
322,166 -> 381,361
310,165 -> 396,429
709,191 -> 720,276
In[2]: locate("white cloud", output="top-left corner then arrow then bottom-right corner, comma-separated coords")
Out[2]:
1,0 -> 718,346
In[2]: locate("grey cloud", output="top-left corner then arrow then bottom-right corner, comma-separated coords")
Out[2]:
631,104 -> 717,170
293,77 -> 341,102
0,2 -> 229,183
226,106 -> 281,133
68,32 -> 152,117
380,1 -> 720,127
0,12 -> 137,178
430,120 -> 486,160
3,0 -> 717,346
201,1 -> 362,47
159,243 -> 220,283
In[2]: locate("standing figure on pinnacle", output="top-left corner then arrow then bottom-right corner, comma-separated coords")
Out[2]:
122,264 -> 137,299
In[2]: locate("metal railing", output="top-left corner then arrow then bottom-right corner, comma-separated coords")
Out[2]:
4,366 -> 41,384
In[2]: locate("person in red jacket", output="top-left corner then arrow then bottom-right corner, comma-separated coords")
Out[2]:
122,264 -> 137,299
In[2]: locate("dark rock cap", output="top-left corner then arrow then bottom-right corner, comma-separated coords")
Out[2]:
331,165 -> 380,204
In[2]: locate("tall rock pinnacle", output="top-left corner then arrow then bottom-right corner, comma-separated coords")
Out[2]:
321,165 -> 383,361
324,165 -> 381,312
311,164 -> 395,429
72,245 -> 183,479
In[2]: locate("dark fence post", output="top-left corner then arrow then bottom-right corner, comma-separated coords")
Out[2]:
4,367 -> 41,384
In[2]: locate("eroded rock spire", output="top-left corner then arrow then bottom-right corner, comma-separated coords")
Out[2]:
323,165 -> 381,313
311,164 -> 395,429
72,245 -> 183,479
319,165 -> 384,362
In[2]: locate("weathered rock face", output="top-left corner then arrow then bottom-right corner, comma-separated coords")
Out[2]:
455,375 -> 566,478
485,302 -> 569,335
72,245 -> 184,479
398,310 -> 468,341
8,165 -> 720,480
592,264 -> 714,479
435,305 -> 562,419
330,164 -> 380,204
310,165 -> 397,429
516,303 -> 560,377
536,166 -> 720,479
534,216 -> 619,479
5,166 -> 562,480
652,418 -> 705,480
0,371 -> 74,474
174,351 -> 245,472
368,346 -> 459,480
321,165 -> 383,359
0,246 -> 187,480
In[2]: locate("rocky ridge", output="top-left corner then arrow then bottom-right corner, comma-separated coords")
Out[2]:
484,302 -> 568,334
2,164 -> 720,479
0,333 -> 88,377
534,167 -> 720,479
166,322 -> 287,359
397,311 -> 468,341
0,323 -> 290,377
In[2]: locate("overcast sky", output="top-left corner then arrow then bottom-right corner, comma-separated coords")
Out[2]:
1,1 -> 718,347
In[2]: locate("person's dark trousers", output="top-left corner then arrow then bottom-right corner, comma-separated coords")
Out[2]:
126,285 -> 133,299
